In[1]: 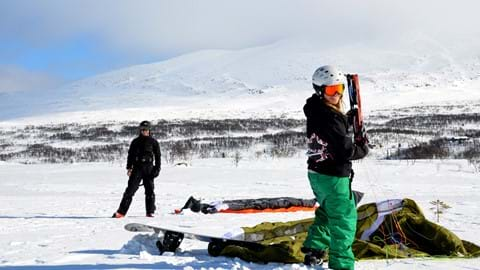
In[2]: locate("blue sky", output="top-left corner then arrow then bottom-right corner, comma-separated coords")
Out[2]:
2,36 -> 118,80
1,0 -> 478,93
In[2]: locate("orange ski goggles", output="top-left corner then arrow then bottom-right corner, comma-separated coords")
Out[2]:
324,84 -> 345,96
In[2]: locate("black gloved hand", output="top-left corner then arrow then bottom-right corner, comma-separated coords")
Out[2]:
346,108 -> 358,126
152,167 -> 160,178
354,132 -> 368,147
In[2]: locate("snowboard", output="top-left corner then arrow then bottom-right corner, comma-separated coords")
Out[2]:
124,223 -> 265,256
346,74 -> 368,144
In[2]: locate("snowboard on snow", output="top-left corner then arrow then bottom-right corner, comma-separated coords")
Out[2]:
346,74 -> 368,144
124,223 -> 265,256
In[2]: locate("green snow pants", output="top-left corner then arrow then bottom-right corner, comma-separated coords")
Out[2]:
303,171 -> 357,270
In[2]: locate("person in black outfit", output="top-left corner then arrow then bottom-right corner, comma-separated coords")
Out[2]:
112,120 -> 161,218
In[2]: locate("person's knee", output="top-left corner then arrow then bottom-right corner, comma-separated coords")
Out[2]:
125,186 -> 139,196
123,189 -> 134,197
144,184 -> 155,195
144,186 -> 154,195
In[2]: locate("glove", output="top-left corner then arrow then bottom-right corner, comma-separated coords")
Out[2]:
346,108 -> 358,126
354,132 -> 368,147
152,167 -> 160,178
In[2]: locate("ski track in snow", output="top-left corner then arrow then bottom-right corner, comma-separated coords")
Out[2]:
0,158 -> 479,269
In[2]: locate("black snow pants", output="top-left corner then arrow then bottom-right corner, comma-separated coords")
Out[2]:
117,164 -> 156,215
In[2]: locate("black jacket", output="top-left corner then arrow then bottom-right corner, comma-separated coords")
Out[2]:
304,94 -> 368,177
126,135 -> 161,171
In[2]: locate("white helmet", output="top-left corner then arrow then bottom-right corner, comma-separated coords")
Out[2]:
312,65 -> 344,94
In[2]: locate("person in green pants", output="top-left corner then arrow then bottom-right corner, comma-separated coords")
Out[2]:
302,65 -> 369,270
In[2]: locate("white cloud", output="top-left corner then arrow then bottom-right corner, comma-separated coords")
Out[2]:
0,66 -> 63,93
1,0 -> 479,57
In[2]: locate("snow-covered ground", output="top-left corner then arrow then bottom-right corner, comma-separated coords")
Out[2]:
1,25 -> 480,270
0,157 -> 479,269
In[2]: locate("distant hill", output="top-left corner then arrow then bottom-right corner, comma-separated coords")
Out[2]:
2,34 -> 480,124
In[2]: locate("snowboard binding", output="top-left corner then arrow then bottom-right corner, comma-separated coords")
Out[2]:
156,231 -> 184,254
207,240 -> 227,257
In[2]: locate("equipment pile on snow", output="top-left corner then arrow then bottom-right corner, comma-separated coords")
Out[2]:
213,198 -> 480,263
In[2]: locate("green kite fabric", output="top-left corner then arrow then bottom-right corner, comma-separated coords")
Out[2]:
217,198 -> 480,263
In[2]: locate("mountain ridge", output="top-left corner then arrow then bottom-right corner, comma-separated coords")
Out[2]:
2,34 -> 480,124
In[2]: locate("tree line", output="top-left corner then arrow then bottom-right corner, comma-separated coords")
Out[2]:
0,111 -> 479,164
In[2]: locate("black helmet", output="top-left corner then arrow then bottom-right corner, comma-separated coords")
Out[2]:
139,120 -> 151,130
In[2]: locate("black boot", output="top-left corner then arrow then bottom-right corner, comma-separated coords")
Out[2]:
302,247 -> 327,266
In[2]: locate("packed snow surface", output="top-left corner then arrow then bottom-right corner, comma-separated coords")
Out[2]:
1,33 -> 480,270
0,157 -> 479,269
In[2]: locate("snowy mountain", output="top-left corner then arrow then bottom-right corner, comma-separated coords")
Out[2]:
1,34 -> 480,270
2,33 -> 480,124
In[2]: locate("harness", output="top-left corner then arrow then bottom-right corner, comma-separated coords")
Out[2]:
135,155 -> 153,163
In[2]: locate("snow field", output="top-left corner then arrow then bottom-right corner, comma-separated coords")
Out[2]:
0,157 -> 479,269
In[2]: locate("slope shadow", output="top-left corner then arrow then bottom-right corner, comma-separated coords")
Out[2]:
70,248 -> 207,257
0,251 -> 252,270
0,247 -> 281,270
0,215 -> 108,219
0,263 -> 191,269
71,249 -> 119,256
